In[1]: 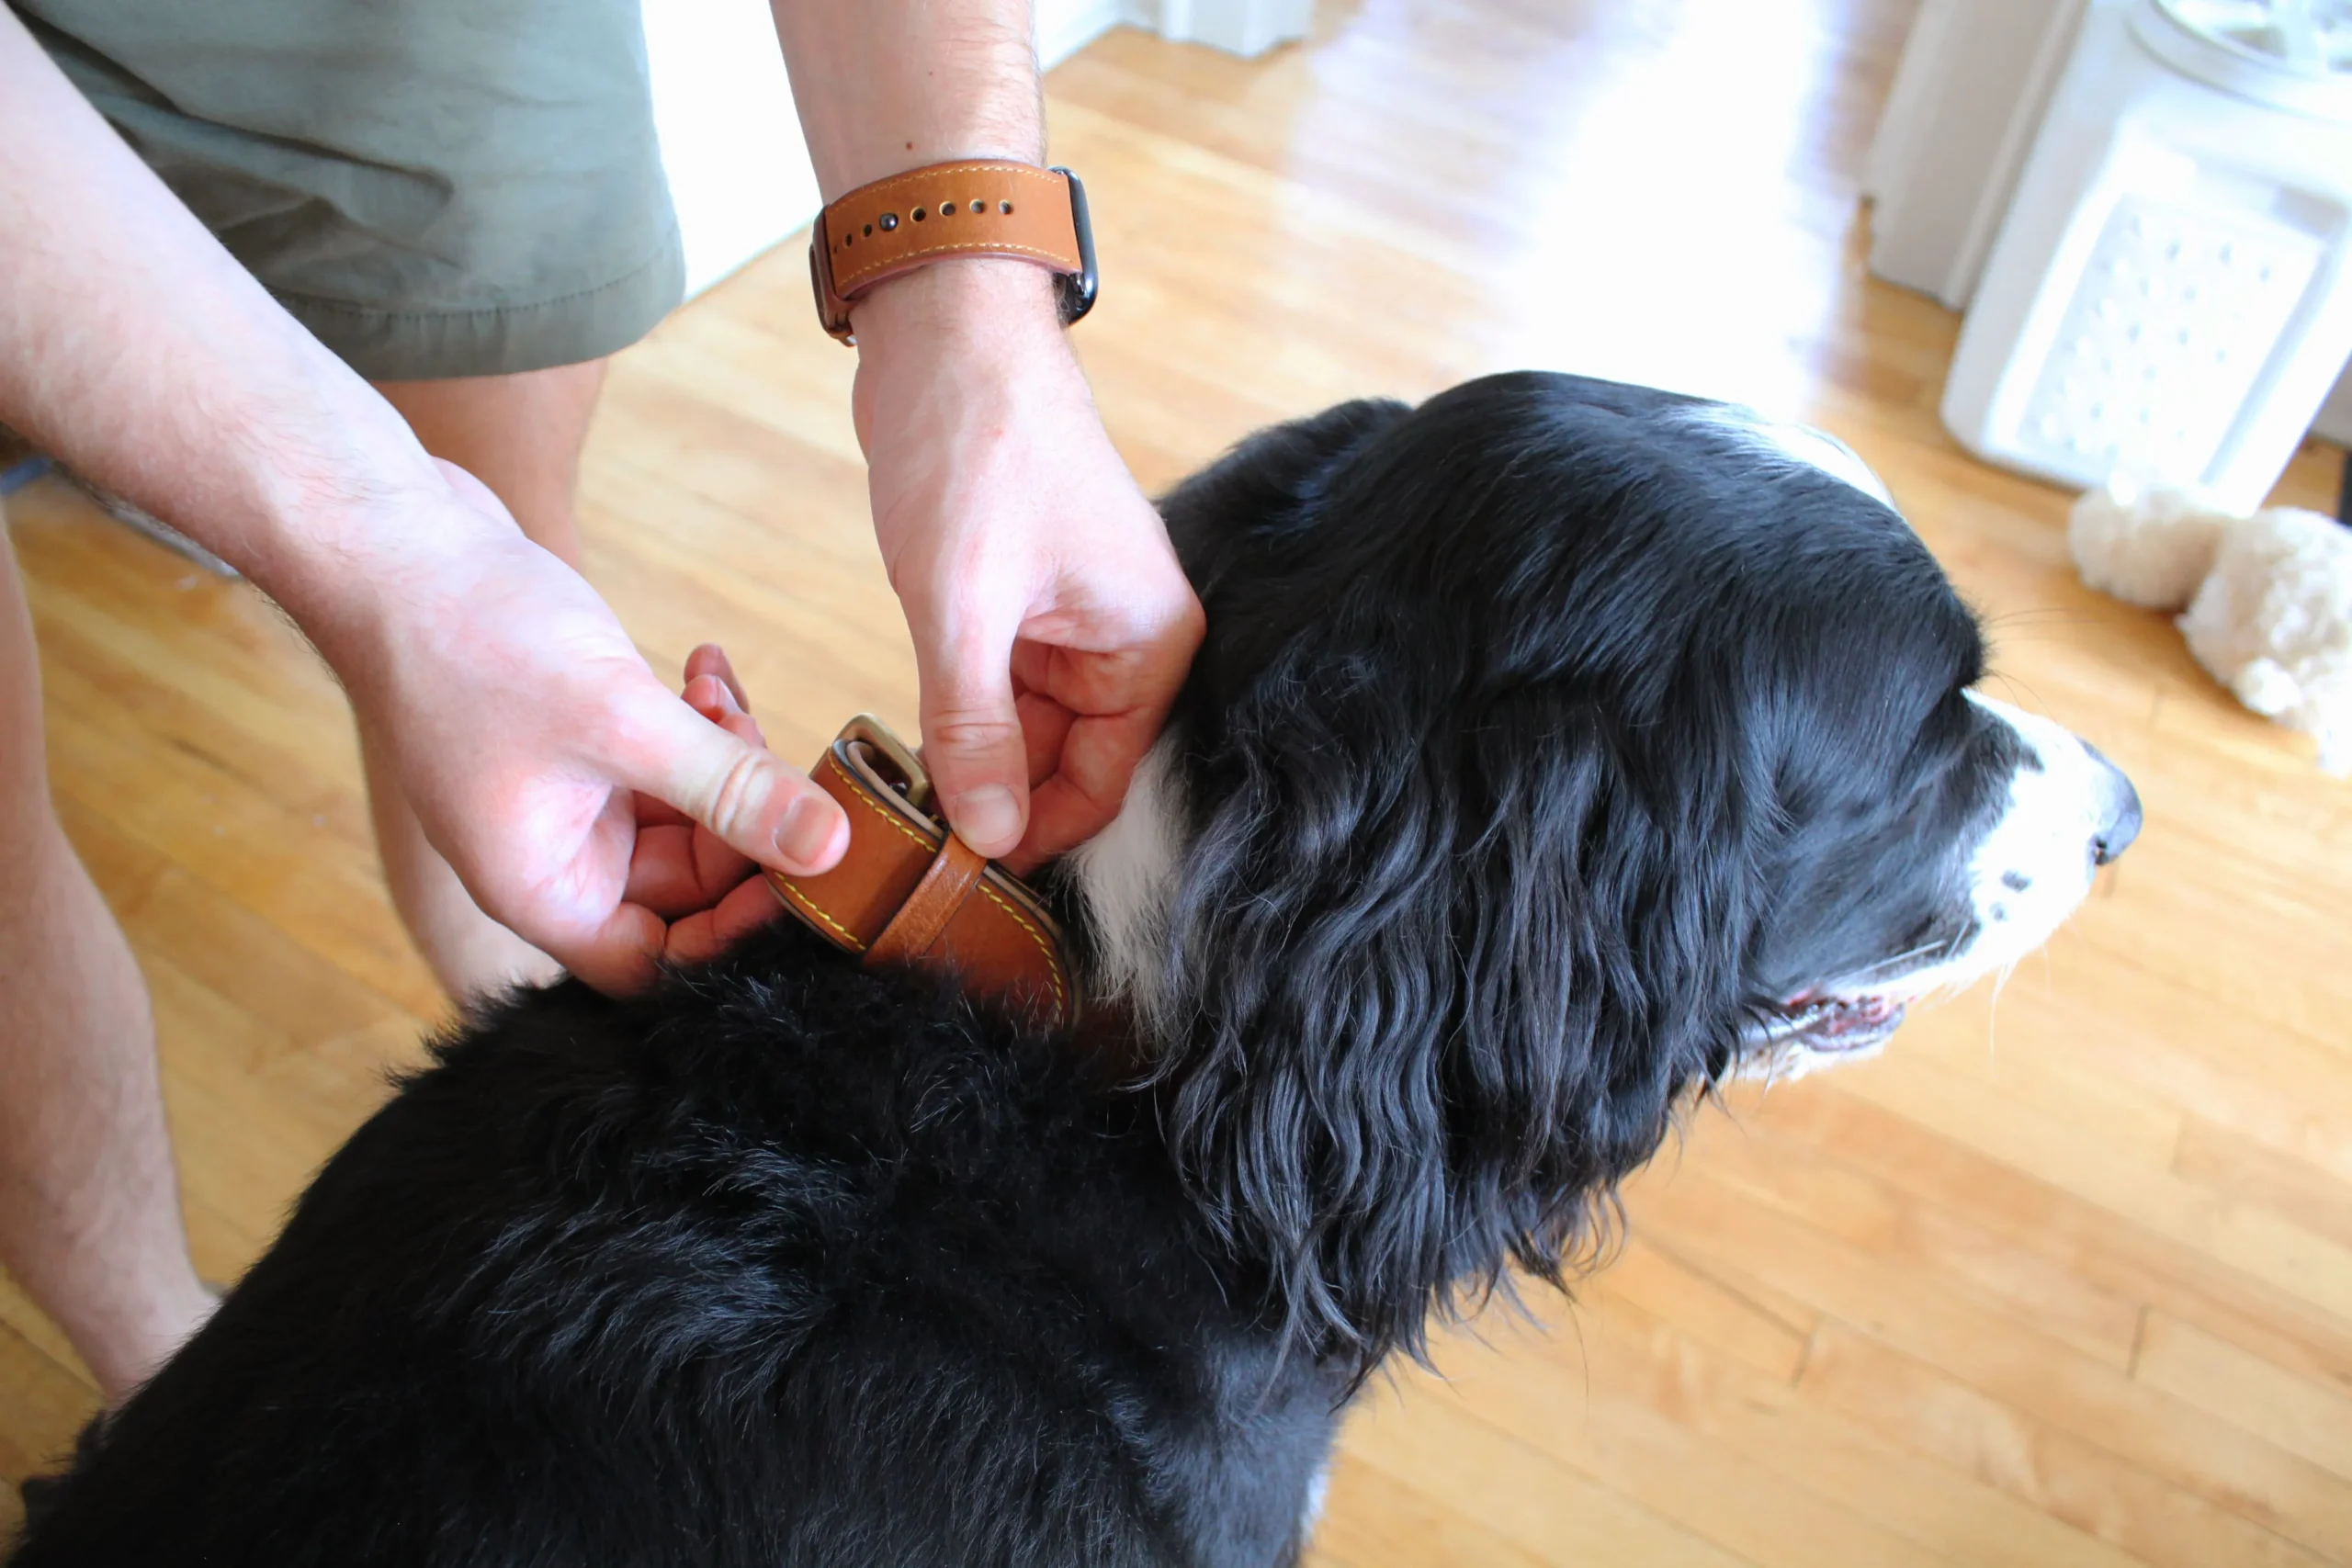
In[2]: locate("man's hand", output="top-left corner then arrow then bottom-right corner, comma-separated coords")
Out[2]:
850,260 -> 1204,873
332,463 -> 845,993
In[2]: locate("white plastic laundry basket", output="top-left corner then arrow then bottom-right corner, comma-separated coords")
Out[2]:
1940,0 -> 2352,513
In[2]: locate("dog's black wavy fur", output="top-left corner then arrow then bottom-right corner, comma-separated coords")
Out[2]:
12,373 -> 2017,1566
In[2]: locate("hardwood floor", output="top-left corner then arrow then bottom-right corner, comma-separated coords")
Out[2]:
7,0 -> 2352,1560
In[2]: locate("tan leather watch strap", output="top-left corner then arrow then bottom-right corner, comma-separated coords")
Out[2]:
765,716 -> 1076,1030
808,161 -> 1097,343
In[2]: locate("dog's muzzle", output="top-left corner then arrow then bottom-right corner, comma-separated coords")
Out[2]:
765,716 -> 1078,1030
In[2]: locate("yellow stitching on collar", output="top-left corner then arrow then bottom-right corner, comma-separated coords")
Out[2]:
775,878 -> 865,953
825,752 -> 937,854
975,881 -> 1069,1016
820,749 -> 1067,1020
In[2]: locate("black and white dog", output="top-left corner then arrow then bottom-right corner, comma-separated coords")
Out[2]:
11,372 -> 2139,1566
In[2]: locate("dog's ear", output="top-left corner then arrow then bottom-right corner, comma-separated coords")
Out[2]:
1155,690 -> 1756,1369
1148,385 -> 1771,1369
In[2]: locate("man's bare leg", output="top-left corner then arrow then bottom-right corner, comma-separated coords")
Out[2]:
0,529 -> 213,1404
365,361 -> 609,1004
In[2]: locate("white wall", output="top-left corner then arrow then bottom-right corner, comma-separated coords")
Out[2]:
641,2 -> 822,297
644,0 -> 1309,299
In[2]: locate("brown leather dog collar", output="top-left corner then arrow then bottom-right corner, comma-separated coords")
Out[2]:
764,716 -> 1077,1031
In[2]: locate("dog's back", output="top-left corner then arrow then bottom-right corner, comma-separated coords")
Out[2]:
12,925 -> 1342,1567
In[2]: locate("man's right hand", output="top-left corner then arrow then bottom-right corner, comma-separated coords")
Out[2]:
6,7 -> 846,996
325,461 -> 848,995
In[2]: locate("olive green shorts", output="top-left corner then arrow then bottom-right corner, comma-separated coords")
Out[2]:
20,0 -> 684,379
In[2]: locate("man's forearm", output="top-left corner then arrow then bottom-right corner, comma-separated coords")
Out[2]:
0,7 -> 442,650
768,1 -> 1199,867
770,0 -> 1044,199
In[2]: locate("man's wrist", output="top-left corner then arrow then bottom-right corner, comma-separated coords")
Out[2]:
847,254 -> 1065,355
232,468 -> 442,649
227,433 -> 497,684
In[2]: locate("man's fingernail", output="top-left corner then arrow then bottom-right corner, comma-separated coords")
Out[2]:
950,786 -> 1021,852
775,795 -> 837,868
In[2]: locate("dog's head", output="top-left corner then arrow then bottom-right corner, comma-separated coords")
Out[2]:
1062,372 -> 2139,1365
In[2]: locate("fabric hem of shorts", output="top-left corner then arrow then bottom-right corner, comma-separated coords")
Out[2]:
270,225 -> 687,380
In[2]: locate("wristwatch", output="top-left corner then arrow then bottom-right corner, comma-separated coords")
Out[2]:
808,160 -> 1098,344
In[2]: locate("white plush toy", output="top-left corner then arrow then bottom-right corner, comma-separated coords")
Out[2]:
2069,479 -> 2352,775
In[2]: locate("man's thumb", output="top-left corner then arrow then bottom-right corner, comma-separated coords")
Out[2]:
920,670 -> 1031,862
616,691 -> 848,874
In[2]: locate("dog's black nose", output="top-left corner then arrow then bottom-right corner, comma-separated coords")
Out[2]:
2086,743 -> 2142,865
